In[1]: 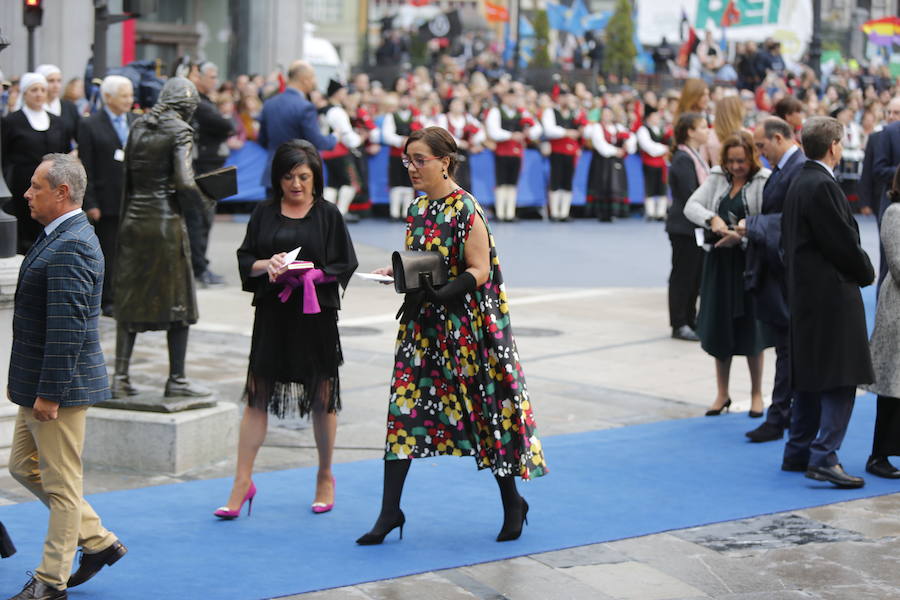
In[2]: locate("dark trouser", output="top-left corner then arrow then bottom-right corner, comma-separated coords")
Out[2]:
93,215 -> 119,309
784,385 -> 856,468
183,191 -> 215,278
764,325 -> 793,429
667,233 -> 703,329
872,395 -> 900,457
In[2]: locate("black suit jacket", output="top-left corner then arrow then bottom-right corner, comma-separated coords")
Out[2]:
744,147 -> 806,327
193,93 -> 234,173
78,110 -> 136,215
782,161 -> 875,392
59,98 -> 81,149
665,150 -> 700,236
858,130 -> 883,212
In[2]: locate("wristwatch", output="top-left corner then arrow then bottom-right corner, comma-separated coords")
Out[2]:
704,216 -> 714,228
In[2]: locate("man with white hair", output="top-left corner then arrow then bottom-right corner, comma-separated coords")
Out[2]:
77,74 -> 135,317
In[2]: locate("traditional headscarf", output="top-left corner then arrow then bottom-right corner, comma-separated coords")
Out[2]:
35,64 -> 63,115
17,73 -> 50,130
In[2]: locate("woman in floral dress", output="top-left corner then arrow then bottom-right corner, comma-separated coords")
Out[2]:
357,127 -> 547,545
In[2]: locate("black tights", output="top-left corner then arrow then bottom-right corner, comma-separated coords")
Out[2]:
115,324 -> 190,378
366,459 -> 522,535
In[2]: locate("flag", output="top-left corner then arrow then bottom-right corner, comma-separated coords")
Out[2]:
546,2 -> 568,31
485,1 -> 509,22
566,0 -> 590,36
861,16 -> 900,47
519,15 -> 535,37
419,10 -> 463,40
720,0 -> 741,27
583,10 -> 611,32
409,0 -> 430,6
677,14 -> 698,68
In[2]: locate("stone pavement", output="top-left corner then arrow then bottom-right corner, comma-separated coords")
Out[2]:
2,216 -> 898,599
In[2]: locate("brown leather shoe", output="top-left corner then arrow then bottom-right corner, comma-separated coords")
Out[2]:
8,577 -> 66,600
66,540 -> 127,588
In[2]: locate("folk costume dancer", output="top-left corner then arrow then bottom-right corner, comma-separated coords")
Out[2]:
486,91 -> 541,222
319,80 -> 362,216
586,107 -> 636,222
348,92 -> 380,210
637,106 -> 671,221
434,97 -> 486,193
542,93 -> 586,221
382,94 -> 422,220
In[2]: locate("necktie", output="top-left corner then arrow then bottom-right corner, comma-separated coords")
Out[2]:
114,115 -> 128,147
764,165 -> 780,192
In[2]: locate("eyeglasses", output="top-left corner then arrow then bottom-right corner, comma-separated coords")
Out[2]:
401,155 -> 440,169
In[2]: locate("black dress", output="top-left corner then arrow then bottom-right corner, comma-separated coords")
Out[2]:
237,200 -> 358,418
696,186 -> 774,359
1,110 -> 68,254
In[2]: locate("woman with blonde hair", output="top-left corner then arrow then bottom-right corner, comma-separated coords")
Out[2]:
675,78 -> 710,119
707,95 -> 746,166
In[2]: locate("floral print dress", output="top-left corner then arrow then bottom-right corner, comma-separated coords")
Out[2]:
384,188 -> 548,480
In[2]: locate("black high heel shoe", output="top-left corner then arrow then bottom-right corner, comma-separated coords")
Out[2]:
356,511 -> 405,545
705,398 -> 732,416
496,498 -> 529,542
748,409 -> 764,418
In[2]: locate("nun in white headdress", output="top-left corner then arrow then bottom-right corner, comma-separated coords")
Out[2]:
35,63 -> 80,147
1,72 -> 69,254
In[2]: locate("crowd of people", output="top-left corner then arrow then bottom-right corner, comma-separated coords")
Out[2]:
3,29 -> 900,600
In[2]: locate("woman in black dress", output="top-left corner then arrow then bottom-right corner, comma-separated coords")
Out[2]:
36,64 -> 80,149
215,140 -> 358,519
1,72 -> 68,254
685,132 -> 773,417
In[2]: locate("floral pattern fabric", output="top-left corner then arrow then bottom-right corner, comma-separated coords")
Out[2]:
384,188 -> 547,480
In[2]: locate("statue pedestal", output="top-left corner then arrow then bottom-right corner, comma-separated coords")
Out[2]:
0,255 -> 23,468
84,398 -> 238,475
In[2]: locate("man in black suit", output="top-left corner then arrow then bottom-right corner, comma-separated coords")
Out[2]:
740,117 -> 805,443
865,96 -> 900,293
186,61 -> 234,287
78,75 -> 135,317
781,116 -> 875,488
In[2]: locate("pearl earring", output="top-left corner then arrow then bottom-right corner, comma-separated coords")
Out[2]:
442,171 -> 448,179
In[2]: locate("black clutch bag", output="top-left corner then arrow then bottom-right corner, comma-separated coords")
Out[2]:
195,166 -> 238,200
391,250 -> 448,294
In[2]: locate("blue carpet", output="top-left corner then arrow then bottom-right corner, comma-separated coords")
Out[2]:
1,397 -> 896,599
1,288 -> 888,599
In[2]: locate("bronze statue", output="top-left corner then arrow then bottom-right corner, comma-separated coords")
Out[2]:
112,77 -> 212,399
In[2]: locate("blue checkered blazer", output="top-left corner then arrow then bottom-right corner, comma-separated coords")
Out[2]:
8,212 -> 111,408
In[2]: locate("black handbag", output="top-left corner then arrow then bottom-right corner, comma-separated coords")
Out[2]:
391,250 -> 448,294
0,521 -> 16,558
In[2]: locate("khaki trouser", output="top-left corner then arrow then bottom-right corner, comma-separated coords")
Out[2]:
9,405 -> 116,589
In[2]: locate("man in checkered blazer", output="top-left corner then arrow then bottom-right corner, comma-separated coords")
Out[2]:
6,154 -> 125,600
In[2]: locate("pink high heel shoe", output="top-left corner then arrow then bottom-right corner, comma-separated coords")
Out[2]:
214,481 -> 257,520
311,477 -> 335,514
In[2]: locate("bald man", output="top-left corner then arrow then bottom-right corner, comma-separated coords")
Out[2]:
257,60 -> 336,194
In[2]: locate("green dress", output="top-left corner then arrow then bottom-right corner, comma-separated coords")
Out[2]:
383,188 -> 547,480
696,186 -> 774,360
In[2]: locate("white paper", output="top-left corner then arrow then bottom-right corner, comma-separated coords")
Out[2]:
282,245 -> 302,265
355,272 -> 394,283
113,149 -> 125,162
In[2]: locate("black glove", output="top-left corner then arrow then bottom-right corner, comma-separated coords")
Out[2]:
395,290 -> 426,323
423,271 -> 477,304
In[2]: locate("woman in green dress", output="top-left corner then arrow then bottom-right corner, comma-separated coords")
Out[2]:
685,132 -> 773,417
357,127 -> 547,545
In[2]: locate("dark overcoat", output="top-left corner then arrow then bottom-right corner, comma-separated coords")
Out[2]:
781,160 -> 875,392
